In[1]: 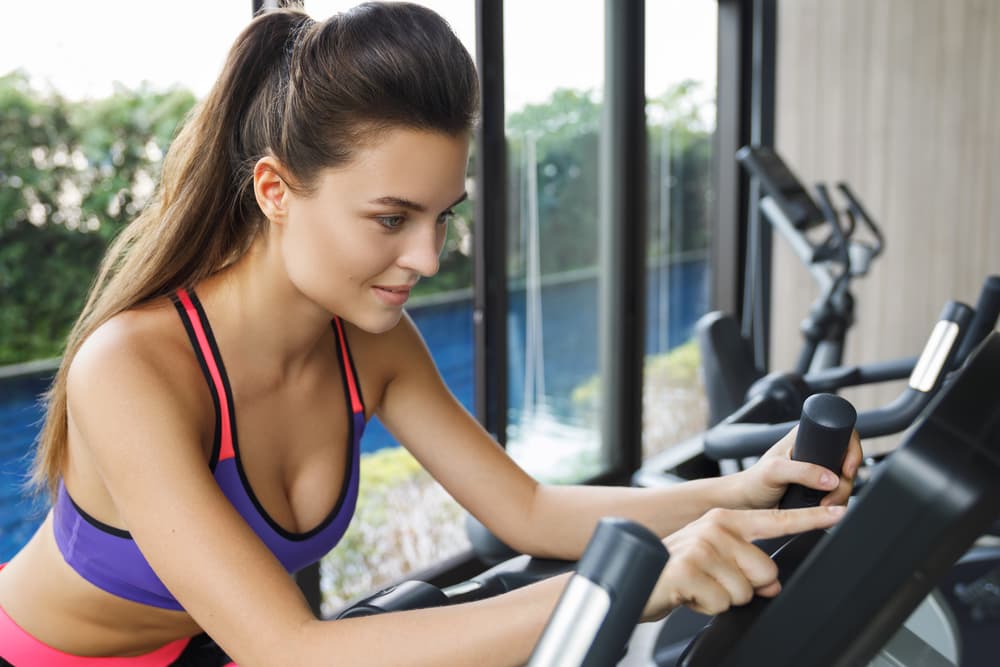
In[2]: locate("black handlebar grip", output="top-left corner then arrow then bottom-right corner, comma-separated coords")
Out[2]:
955,275 -> 1000,364
779,393 -> 857,510
529,518 -> 668,667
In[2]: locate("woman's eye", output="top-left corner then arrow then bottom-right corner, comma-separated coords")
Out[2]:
376,215 -> 405,230
438,209 -> 456,225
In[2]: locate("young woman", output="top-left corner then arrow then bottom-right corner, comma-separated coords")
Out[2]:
0,3 -> 860,665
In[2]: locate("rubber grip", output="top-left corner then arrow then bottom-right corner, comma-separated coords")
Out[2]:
955,275 -> 1000,364
528,518 -> 668,667
779,393 -> 857,510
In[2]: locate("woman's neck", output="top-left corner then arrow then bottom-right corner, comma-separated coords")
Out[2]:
197,233 -> 336,387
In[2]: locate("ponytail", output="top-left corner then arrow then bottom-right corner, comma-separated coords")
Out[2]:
31,9 -> 315,497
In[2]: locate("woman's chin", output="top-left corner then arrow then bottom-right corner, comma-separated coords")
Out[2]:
349,308 -> 405,335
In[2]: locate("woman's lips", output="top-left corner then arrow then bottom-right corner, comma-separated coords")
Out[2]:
372,285 -> 411,306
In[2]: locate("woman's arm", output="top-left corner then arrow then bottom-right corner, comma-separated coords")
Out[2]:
523,425 -> 862,558
373,315 -> 861,561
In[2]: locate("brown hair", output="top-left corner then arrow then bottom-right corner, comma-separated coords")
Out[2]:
32,2 -> 479,497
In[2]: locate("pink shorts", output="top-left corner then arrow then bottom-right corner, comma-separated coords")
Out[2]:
0,564 -> 236,666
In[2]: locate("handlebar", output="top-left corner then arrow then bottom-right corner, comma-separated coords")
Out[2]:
753,394 -> 856,557
778,393 -> 856,510
336,518 -> 668,667
955,274 -> 1000,364
334,555 -> 574,619
529,517 -> 668,667
703,300 -> 974,460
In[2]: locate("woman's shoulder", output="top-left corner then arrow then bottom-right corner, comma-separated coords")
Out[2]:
68,296 -> 206,414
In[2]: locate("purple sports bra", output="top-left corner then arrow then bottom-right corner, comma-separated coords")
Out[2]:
52,288 -> 366,611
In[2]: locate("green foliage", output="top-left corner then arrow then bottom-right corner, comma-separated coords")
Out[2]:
507,89 -> 602,276
571,338 -> 701,408
647,82 -> 714,258
356,445 -> 423,487
320,447 -> 421,602
0,71 -> 196,364
506,82 -> 713,281
568,338 -> 708,460
644,336 -> 702,384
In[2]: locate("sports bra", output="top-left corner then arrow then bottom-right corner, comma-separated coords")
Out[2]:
52,288 -> 366,611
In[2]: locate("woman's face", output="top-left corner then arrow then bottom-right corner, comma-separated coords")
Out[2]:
280,128 -> 470,333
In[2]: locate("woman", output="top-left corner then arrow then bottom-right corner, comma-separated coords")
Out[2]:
0,4 -> 860,665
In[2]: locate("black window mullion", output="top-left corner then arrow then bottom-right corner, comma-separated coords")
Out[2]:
473,0 -> 509,445
742,0 -> 777,372
599,0 -> 647,480
713,0 -> 752,322
712,0 -> 776,373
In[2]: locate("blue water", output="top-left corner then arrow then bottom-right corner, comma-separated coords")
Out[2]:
0,258 -> 706,561
0,372 -> 53,560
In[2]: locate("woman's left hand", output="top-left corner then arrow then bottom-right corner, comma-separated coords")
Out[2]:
732,425 -> 863,510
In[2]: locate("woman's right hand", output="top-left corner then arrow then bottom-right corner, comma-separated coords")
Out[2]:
642,504 -> 846,621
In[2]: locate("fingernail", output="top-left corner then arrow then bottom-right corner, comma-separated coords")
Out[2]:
821,472 -> 837,487
827,505 -> 846,516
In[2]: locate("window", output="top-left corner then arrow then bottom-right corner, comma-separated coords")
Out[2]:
642,0 -> 717,460
503,0 -> 607,482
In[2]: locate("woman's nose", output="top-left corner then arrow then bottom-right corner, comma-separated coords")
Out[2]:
397,222 -> 442,277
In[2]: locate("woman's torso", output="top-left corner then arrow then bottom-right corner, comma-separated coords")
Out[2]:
0,285 -> 393,656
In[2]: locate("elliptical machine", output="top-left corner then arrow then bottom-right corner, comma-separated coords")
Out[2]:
698,145 -> 884,427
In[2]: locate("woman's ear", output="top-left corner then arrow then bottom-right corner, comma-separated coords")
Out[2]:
253,156 -> 291,224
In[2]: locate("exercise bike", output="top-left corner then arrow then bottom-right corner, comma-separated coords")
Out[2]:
634,272 -> 1000,666
332,328 -> 1000,666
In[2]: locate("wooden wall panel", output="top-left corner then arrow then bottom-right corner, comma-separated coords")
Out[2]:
770,0 -> 1000,450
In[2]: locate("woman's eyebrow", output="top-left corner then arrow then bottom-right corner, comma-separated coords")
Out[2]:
446,192 -> 469,209
369,192 -> 468,213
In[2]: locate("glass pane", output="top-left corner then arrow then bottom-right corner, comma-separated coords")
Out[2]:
643,0 -> 717,460
306,0 -> 478,616
503,0 -> 606,483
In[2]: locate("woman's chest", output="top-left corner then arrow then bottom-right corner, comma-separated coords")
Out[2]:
226,371 -> 366,535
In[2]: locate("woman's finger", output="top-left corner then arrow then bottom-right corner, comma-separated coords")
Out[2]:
722,505 -> 847,543
820,477 -> 854,506
760,456 -> 841,493
689,540 -> 758,608
724,537 -> 781,591
765,424 -> 798,458
671,560 -> 742,616
841,429 -> 864,479
820,430 -> 862,505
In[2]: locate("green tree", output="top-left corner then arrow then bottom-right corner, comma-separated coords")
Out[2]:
505,82 -> 713,280
0,71 -> 196,364
507,89 -> 603,277
647,79 -> 714,260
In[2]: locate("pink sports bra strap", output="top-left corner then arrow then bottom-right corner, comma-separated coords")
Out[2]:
175,287 -> 235,461
333,317 -> 364,414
